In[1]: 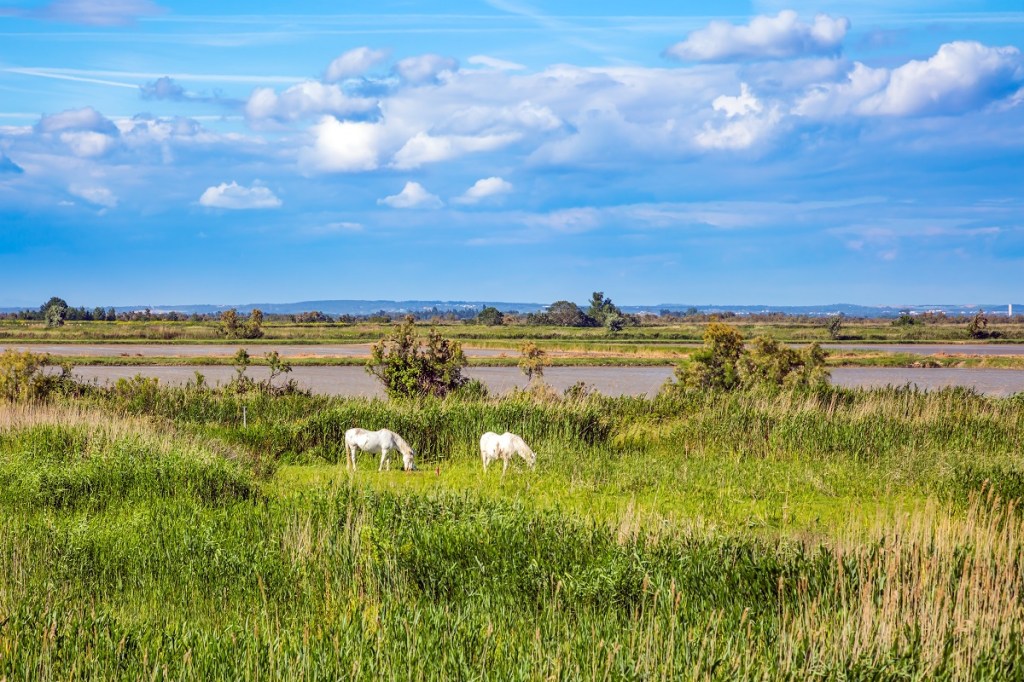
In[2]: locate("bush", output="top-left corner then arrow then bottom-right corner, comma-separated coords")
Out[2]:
366,318 -> 468,399
0,350 -> 76,402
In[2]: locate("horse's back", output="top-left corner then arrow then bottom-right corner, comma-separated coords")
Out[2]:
480,431 -> 500,451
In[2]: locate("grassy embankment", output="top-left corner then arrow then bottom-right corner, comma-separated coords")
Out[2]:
2,381 -> 1024,677
3,318 -> 1024,345
7,319 -> 1024,369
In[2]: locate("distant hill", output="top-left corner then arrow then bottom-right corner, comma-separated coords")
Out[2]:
0,300 -> 1016,317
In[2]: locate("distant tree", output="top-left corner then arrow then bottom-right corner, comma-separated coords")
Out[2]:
243,309 -> 265,339
41,296 -> 69,327
219,309 -> 241,337
968,310 -> 990,339
587,291 -> 621,325
545,300 -> 595,327
826,314 -> 844,340
367,317 -> 468,399
294,311 -> 331,323
219,308 -> 264,339
92,306 -> 106,321
477,306 -> 505,326
518,341 -> 547,382
106,307 -> 117,322
892,313 -> 916,327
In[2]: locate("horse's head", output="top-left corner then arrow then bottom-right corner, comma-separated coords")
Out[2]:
403,449 -> 417,471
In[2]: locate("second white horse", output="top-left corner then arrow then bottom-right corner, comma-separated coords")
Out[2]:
480,431 -> 536,474
344,428 -> 417,471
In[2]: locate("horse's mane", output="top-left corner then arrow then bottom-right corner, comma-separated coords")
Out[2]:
508,433 -> 535,460
389,430 -> 415,456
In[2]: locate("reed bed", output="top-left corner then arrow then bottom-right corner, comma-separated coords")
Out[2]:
2,384 -> 1023,678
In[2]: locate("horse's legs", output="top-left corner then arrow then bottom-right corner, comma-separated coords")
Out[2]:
379,448 -> 388,472
502,456 -> 509,477
347,445 -> 357,470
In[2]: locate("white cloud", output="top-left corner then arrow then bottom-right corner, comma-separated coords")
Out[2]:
324,47 -> 390,82
861,41 -> 1024,116
199,181 -> 282,210
36,107 -> 120,158
246,81 -> 377,123
300,116 -> 387,172
37,107 -> 117,134
466,55 -> 526,71
378,181 -> 443,209
394,54 -> 458,84
666,11 -> 849,62
391,132 -> 520,169
696,84 -> 781,150
711,83 -> 762,118
795,41 -> 1024,118
59,131 -> 117,157
455,176 -> 513,204
69,184 -> 117,208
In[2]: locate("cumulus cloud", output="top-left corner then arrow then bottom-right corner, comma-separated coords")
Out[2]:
324,47 -> 390,82
394,54 -> 458,84
37,107 -> 117,135
455,177 -> 513,204
666,11 -> 849,62
696,84 -> 781,150
198,182 -> 282,210
246,81 -> 377,123
36,107 -> 120,158
69,184 -> 117,208
795,41 -> 1024,118
862,41 -> 1024,116
377,181 -> 443,209
391,132 -> 520,169
32,0 -> 163,26
300,116 -> 387,172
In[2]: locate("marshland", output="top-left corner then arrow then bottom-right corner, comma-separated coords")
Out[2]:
2,316 -> 1023,679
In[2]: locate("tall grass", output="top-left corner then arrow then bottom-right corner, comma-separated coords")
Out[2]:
2,402 -> 1023,678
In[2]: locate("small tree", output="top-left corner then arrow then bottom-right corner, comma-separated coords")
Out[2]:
678,322 -> 745,390
826,315 -> 843,340
587,291 -> 622,325
518,341 -> 547,382
41,296 -> 69,327
367,317 -> 468,399
544,300 -> 595,327
220,309 -> 241,337
606,315 -> 625,334
968,310 -> 989,339
477,306 -> 504,326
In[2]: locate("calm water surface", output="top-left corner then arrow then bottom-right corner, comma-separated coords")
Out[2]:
71,365 -> 1024,397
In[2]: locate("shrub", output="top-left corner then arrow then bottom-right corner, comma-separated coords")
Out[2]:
0,350 -> 75,402
366,317 -> 468,399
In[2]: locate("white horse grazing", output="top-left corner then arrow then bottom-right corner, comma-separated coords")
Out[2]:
344,428 -> 417,472
480,431 -> 536,474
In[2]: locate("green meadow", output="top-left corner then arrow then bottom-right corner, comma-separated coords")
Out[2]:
2,376 -> 1024,679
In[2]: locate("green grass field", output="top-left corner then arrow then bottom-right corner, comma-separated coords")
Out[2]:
2,380 -> 1024,678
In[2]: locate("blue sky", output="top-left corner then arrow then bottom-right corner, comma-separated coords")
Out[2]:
0,0 -> 1022,307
